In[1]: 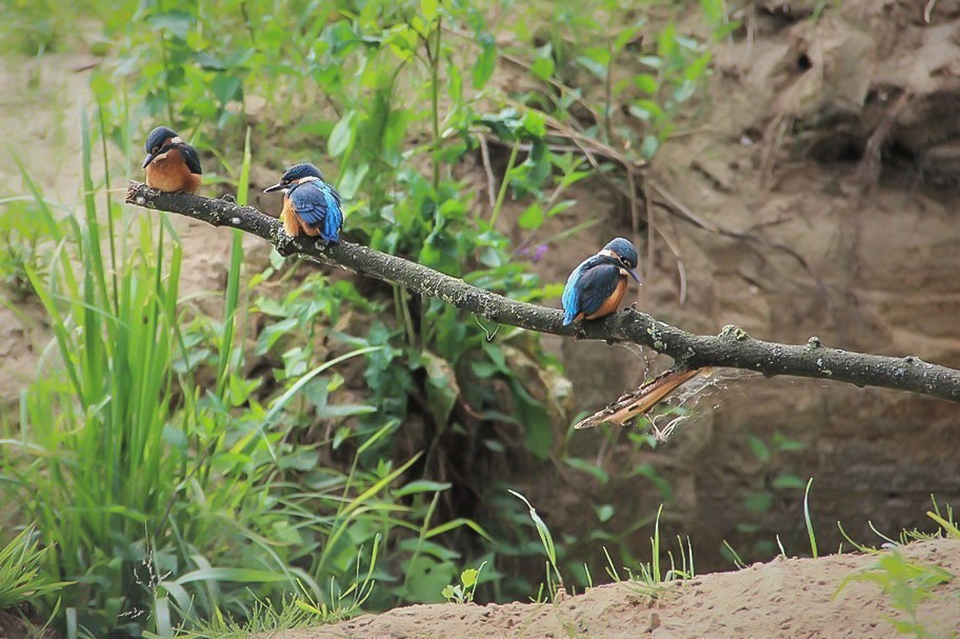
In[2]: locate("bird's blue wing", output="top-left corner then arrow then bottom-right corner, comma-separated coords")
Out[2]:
291,181 -> 344,243
179,144 -> 203,175
570,263 -> 621,323
562,257 -> 593,325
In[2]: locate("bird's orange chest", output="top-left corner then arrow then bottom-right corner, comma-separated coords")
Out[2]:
584,274 -> 628,320
145,148 -> 201,194
280,196 -> 320,237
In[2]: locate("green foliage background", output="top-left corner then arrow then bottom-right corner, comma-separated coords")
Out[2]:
0,0 -> 736,636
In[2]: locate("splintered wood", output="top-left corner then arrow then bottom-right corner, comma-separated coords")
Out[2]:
573,368 -> 708,430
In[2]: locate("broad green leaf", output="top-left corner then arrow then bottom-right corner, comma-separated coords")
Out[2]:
564,457 -> 610,484
472,34 -> 496,89
530,56 -> 554,81
517,203 -> 544,230
634,73 -> 658,94
460,568 -> 479,588
420,0 -> 438,21
328,110 -> 356,157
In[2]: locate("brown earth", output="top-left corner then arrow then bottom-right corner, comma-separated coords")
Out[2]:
279,538 -> 960,639
489,0 -> 960,574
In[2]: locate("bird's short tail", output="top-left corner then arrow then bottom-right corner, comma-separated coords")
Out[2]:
574,367 -> 707,429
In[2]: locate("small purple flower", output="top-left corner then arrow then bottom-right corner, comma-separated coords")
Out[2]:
532,244 -> 548,262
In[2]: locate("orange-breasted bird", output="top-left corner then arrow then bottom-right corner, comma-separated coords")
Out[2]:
142,126 -> 203,194
562,237 -> 701,417
561,237 -> 641,326
262,163 -> 343,243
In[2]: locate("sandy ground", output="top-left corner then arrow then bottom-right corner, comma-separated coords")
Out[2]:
276,538 -> 959,639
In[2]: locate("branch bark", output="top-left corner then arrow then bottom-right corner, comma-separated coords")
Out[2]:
125,181 -> 960,404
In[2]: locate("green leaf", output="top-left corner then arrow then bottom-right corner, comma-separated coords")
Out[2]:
517,203 -> 544,230
771,474 -> 806,490
576,54 -> 607,79
460,568 -> 479,588
595,504 -> 615,523
174,568 -> 290,585
404,556 -> 457,604
640,134 -> 660,160
148,11 -> 193,38
745,491 -> 773,513
746,435 -> 770,462
472,34 -> 496,89
530,56 -> 554,81
564,457 -> 610,484
394,480 -> 452,497
328,110 -> 356,157
420,0 -> 438,20
634,73 -> 658,94
512,383 -> 552,460
210,74 -> 242,106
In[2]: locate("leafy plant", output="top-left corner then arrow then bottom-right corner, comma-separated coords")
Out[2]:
441,563 -> 485,605
837,552 -> 953,639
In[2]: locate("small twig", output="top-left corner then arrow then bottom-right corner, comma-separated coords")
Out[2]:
126,182 -> 960,404
477,134 -> 497,209
924,0 -> 938,22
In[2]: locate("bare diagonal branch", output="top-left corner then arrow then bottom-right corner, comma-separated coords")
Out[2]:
125,181 -> 960,404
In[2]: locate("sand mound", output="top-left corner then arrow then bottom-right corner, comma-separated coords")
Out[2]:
283,538 -> 959,639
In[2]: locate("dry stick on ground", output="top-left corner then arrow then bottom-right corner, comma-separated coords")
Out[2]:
126,181 -> 960,404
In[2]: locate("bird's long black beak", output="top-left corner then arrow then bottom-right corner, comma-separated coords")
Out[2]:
628,269 -> 642,283
142,152 -> 158,169
262,182 -> 285,193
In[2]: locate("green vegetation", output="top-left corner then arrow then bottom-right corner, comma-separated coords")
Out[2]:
0,0 -> 737,635
838,552 -> 953,639
0,526 -> 68,611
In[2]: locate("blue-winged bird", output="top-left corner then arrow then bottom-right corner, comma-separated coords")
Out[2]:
562,237 -> 703,420
142,126 -> 202,194
263,163 -> 343,243
561,237 -> 641,326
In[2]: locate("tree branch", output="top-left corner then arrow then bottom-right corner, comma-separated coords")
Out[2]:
125,181 -> 960,404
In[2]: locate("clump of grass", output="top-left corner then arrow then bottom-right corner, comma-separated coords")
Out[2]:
0,526 -> 69,610
3,109 -> 481,638
603,505 -> 694,599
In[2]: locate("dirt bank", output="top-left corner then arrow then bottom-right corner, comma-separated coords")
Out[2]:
281,538 -> 959,638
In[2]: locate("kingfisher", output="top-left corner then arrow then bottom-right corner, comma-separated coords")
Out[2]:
562,237 -> 641,326
563,237 -> 703,420
142,126 -> 203,194
263,163 -> 343,243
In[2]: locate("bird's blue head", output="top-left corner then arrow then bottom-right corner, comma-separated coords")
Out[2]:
143,126 -> 180,168
263,163 -> 325,193
601,237 -> 641,283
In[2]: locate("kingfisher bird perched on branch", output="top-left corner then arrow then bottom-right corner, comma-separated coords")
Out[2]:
142,126 -> 203,194
263,163 -> 343,243
562,237 -> 703,419
562,237 -> 641,326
